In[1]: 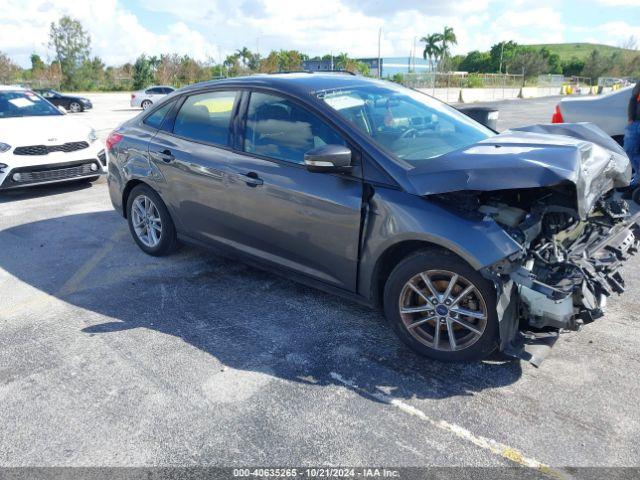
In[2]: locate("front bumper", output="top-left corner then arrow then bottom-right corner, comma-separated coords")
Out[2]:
0,146 -> 107,190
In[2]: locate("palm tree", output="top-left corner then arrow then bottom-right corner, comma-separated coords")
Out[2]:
439,26 -> 457,70
420,33 -> 442,73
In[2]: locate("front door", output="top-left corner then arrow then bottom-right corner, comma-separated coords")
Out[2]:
223,91 -> 363,291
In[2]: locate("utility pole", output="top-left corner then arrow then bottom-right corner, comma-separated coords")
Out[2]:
499,42 -> 504,74
377,27 -> 382,78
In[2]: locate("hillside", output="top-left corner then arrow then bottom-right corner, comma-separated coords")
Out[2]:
525,42 -> 635,61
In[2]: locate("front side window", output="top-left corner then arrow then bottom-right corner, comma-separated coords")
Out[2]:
244,92 -> 344,164
318,83 -> 494,164
143,100 -> 176,129
173,90 -> 237,146
0,91 -> 62,118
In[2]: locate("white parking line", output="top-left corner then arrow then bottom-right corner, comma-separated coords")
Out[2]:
330,372 -> 567,479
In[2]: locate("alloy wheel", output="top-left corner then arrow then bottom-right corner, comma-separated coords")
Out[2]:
69,102 -> 81,113
131,195 -> 163,248
398,270 -> 488,352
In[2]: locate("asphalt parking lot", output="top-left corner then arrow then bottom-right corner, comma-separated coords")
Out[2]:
1,94 -> 639,473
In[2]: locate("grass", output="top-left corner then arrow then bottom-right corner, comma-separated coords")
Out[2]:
525,42 -> 634,61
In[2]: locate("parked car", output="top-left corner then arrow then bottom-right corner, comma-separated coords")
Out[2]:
107,73 -> 639,363
0,86 -> 106,190
36,89 -> 93,113
552,86 -> 633,145
130,86 -> 175,110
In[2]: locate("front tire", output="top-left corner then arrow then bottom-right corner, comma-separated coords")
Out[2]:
383,249 -> 498,362
69,101 -> 83,113
126,184 -> 178,256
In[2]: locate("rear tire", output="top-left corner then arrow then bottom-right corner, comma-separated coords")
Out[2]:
126,184 -> 178,256
141,100 -> 152,110
383,249 -> 499,362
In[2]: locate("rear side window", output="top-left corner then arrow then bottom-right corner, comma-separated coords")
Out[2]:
143,100 -> 175,129
244,92 -> 344,164
162,87 -> 174,94
173,91 -> 237,146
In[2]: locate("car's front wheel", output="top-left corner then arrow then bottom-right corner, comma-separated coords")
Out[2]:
383,249 -> 498,362
69,101 -> 83,113
126,184 -> 178,256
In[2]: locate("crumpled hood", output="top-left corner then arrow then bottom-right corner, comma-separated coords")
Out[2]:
407,122 -> 631,219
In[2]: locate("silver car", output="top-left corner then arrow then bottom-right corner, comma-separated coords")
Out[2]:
130,85 -> 175,110
552,86 -> 633,145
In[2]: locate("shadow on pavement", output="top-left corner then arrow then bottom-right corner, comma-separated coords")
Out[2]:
0,210 -> 523,402
0,180 -> 96,203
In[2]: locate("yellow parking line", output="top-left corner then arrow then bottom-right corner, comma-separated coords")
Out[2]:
56,228 -> 127,297
330,372 -> 566,479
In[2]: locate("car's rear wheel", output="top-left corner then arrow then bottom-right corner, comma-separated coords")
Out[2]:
141,100 -> 152,110
69,101 -> 83,113
383,249 -> 498,362
126,184 -> 177,256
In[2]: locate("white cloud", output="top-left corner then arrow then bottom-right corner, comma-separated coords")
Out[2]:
0,0 -> 222,67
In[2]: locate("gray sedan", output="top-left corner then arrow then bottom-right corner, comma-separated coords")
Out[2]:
106,73 -> 639,364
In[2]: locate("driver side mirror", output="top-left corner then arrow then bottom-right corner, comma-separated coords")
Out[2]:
304,144 -> 352,173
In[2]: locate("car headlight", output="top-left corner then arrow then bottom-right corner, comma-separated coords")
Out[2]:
88,129 -> 97,144
0,142 -> 11,153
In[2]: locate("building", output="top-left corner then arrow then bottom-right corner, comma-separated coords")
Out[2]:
301,56 -> 435,78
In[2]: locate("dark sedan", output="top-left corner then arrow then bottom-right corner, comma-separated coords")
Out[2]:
36,89 -> 93,113
106,73 -> 638,364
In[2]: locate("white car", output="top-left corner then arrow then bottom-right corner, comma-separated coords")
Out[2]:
552,86 -> 633,145
130,85 -> 175,110
0,86 -> 106,190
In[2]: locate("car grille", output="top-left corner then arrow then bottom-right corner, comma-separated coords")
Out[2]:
1,160 -> 100,188
13,141 -> 90,156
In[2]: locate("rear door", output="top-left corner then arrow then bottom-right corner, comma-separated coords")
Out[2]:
149,89 -> 243,242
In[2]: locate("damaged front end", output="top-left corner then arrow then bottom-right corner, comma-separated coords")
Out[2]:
477,186 -> 640,365
420,124 -> 639,365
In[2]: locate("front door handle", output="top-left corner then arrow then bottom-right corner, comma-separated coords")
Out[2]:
243,171 -> 263,187
153,149 -> 174,163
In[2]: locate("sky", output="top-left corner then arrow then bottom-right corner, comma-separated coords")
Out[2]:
1,0 -> 639,68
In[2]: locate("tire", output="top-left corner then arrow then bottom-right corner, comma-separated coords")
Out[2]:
126,184 -> 178,256
383,249 -> 498,362
69,101 -> 83,113
141,100 -> 152,110
633,187 -> 640,206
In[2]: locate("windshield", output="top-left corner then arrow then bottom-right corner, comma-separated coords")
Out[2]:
318,82 -> 494,163
0,91 -> 62,118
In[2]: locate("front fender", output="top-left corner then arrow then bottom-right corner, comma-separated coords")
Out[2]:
358,188 -> 521,299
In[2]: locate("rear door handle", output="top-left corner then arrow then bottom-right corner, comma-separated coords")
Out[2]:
153,149 -> 174,163
243,171 -> 263,187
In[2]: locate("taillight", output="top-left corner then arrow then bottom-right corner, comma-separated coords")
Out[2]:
131,94 -> 135,99
551,105 -> 564,123
106,131 -> 123,151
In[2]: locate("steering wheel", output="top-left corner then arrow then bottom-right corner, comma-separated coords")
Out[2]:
400,128 -> 419,139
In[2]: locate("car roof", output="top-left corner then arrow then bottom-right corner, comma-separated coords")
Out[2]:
178,73 -> 386,97
0,85 -> 28,92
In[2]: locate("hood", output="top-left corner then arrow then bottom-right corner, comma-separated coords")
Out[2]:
406,122 -> 631,219
0,115 -> 94,148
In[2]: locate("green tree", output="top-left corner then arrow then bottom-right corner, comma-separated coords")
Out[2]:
489,41 -> 518,73
420,33 -> 442,72
132,54 -> 154,89
0,52 -> 21,84
439,26 -> 457,71
30,53 -> 46,73
582,49 -> 613,82
459,51 -> 492,73
48,16 -> 91,89
561,57 -> 585,77
508,47 -> 549,84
